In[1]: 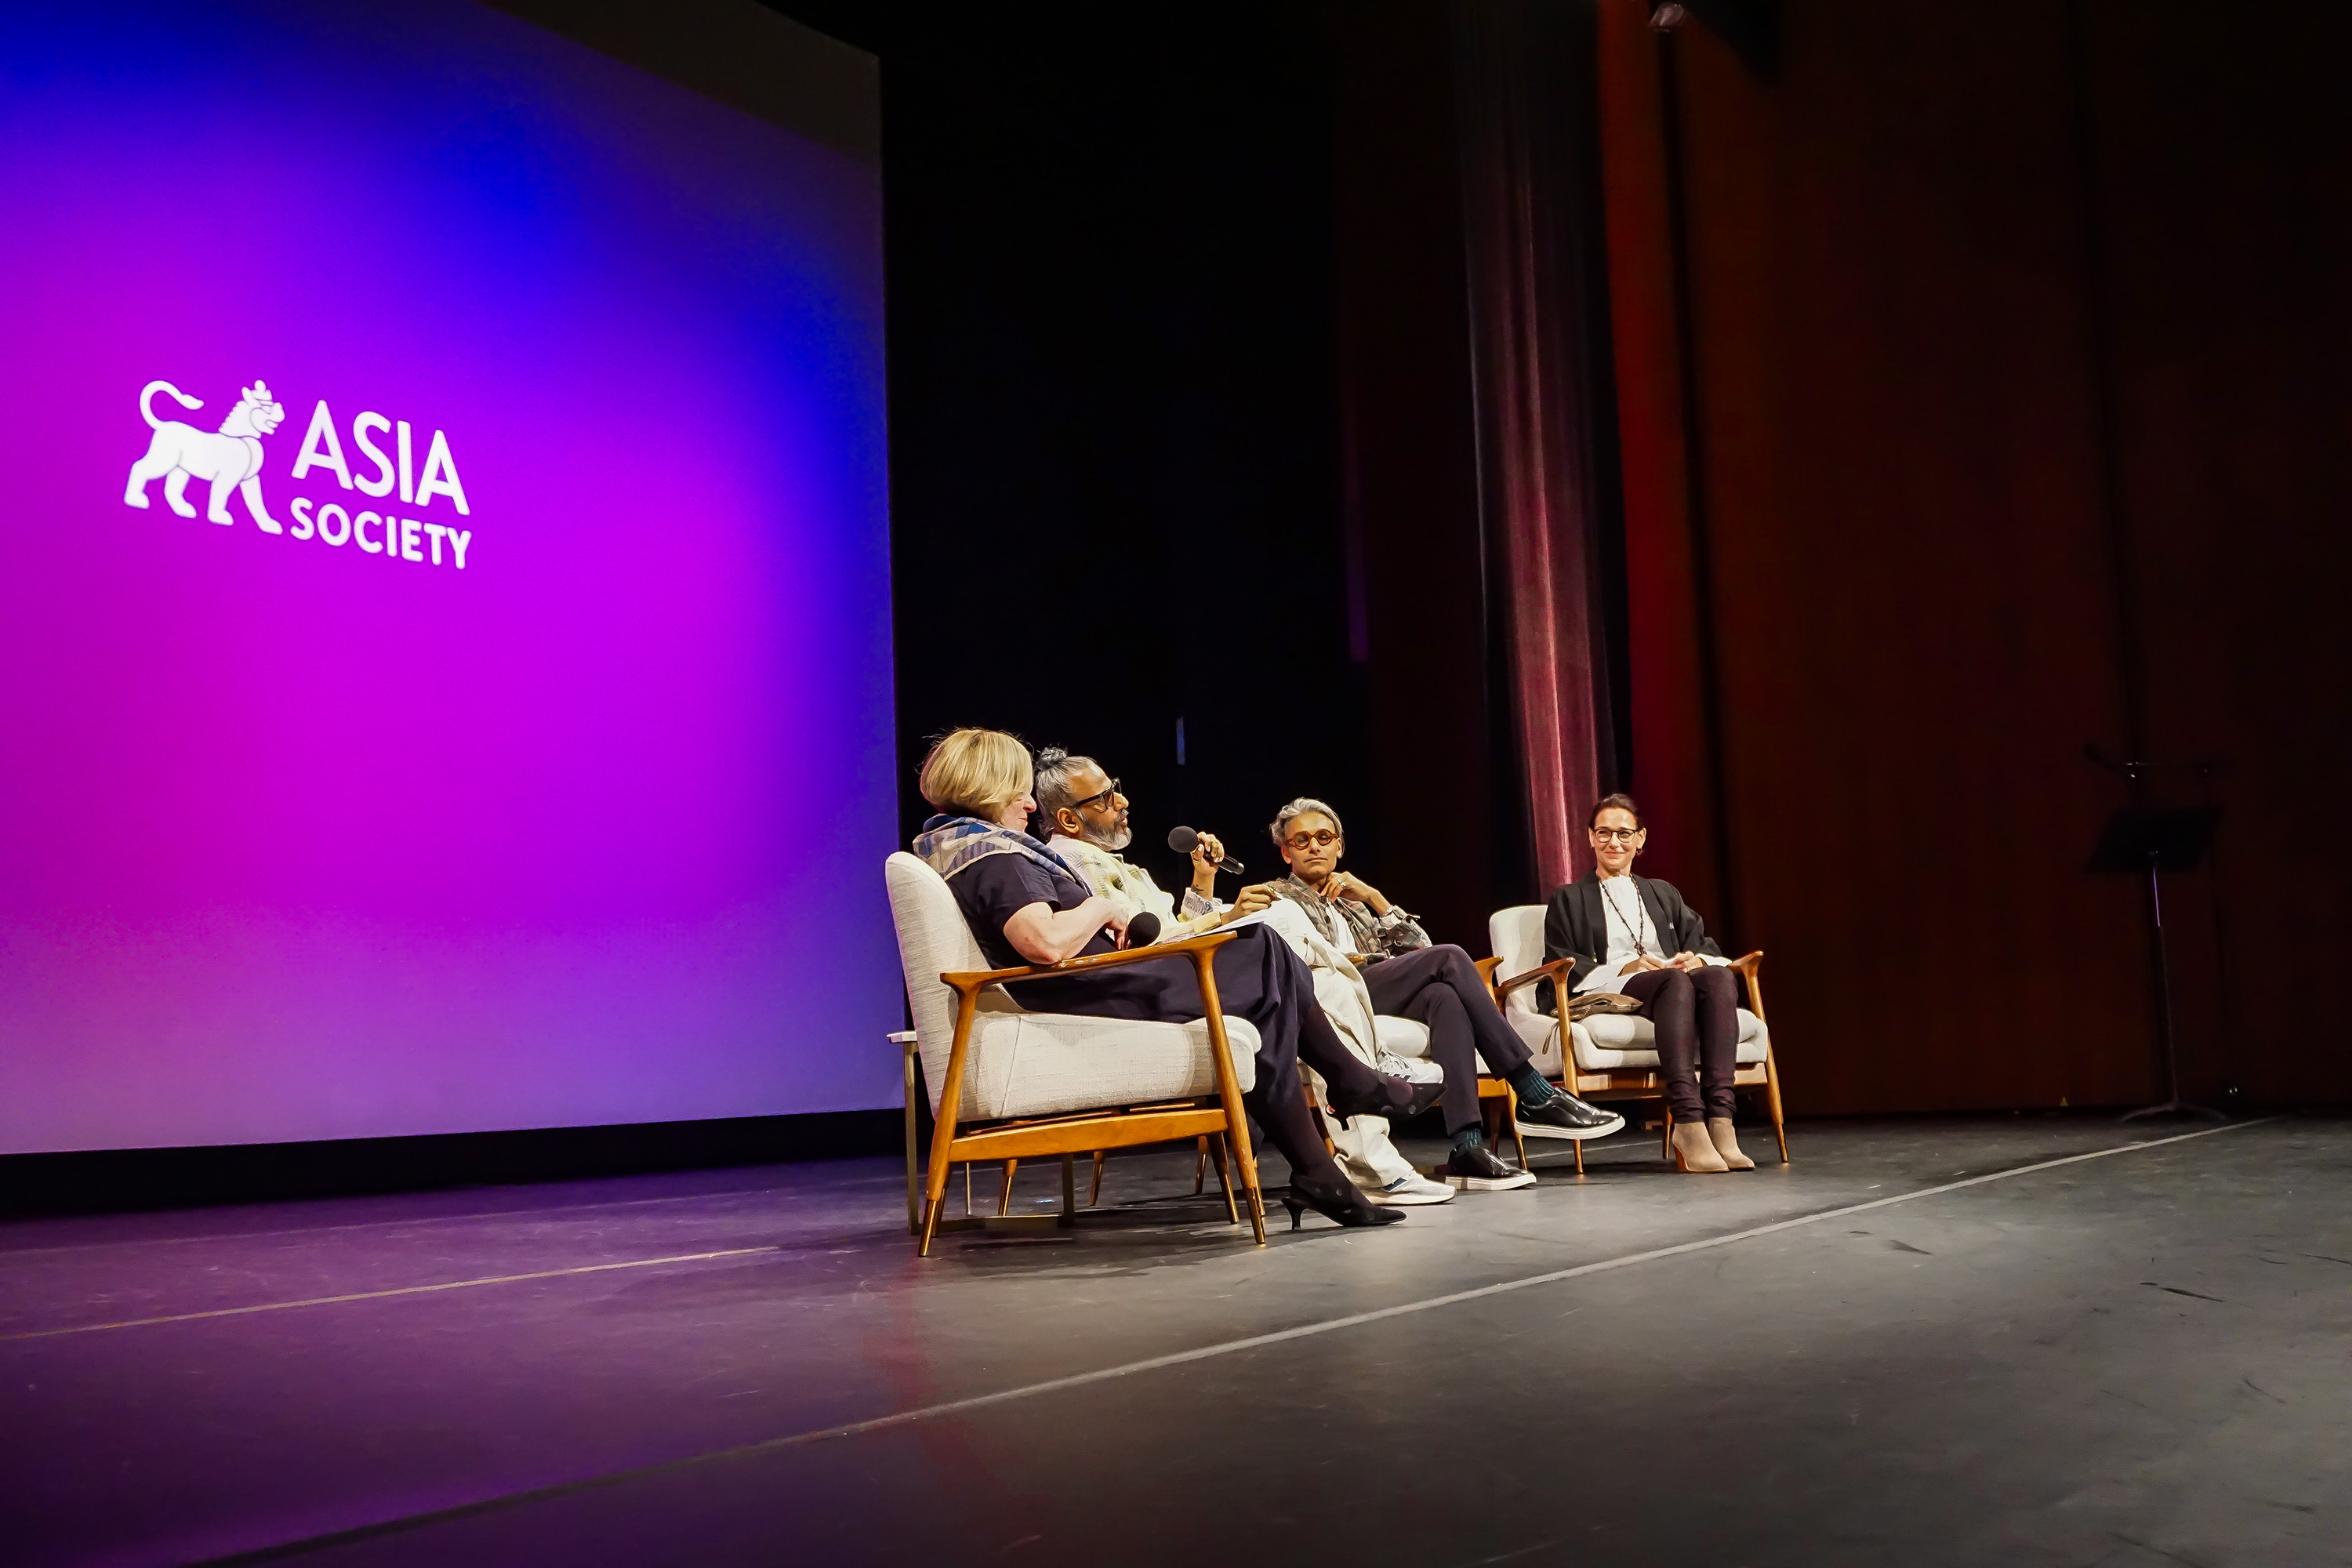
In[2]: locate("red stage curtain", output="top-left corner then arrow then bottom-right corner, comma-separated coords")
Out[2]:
1455,0 -> 1620,892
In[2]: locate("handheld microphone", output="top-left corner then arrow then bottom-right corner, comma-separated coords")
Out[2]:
1167,826 -> 1243,877
1125,911 -> 1162,949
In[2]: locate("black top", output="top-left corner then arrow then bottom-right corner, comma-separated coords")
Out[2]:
948,852 -> 1113,971
1538,873 -> 1722,1011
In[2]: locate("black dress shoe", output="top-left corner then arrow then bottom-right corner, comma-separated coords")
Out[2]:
1327,1074 -> 1445,1124
1442,1142 -> 1537,1191
1515,1091 -> 1626,1142
1281,1166 -> 1407,1229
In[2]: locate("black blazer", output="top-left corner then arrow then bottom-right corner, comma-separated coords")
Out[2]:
1538,873 -> 1722,1014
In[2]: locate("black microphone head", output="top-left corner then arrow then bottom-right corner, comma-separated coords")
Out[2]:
1167,826 -> 1200,854
1127,911 -> 1161,948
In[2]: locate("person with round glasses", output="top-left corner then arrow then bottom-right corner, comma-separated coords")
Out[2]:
1267,797 -> 1625,1189
1541,793 -> 1751,1173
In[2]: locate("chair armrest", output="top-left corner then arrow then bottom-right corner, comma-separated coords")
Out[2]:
1494,956 -> 1573,1002
1727,950 -> 1765,1020
1473,956 -> 1503,984
941,929 -> 1241,994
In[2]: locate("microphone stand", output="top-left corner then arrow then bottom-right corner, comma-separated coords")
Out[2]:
2084,747 -> 2226,1123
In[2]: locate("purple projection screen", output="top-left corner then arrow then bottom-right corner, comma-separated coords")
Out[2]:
0,2 -> 898,1152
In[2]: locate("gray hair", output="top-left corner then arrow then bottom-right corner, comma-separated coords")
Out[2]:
1269,796 -> 1344,847
1032,746 -> 1099,819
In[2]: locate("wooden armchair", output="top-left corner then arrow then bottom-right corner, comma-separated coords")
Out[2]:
884,852 -> 1267,1255
1485,904 -> 1787,1173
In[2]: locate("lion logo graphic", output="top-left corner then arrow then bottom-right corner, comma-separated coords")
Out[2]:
123,379 -> 287,532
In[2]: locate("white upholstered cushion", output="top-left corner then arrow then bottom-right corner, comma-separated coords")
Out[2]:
1486,902 -> 1768,1076
883,852 -> 1258,1123
1374,1014 -> 1432,1058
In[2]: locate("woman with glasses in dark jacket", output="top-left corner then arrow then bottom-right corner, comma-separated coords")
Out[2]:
1542,793 -> 1751,1173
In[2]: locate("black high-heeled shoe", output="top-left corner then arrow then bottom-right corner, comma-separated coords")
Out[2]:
1279,1167 -> 1406,1231
1325,1074 -> 1445,1125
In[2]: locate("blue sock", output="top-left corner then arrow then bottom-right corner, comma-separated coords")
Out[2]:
1508,1066 -> 1559,1106
1450,1124 -> 1484,1155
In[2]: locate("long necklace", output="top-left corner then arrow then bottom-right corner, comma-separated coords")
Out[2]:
1599,877 -> 1655,956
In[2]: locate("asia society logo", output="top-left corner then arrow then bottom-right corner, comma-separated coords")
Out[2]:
124,379 -> 477,572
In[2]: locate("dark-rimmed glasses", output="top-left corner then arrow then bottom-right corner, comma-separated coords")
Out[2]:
1070,779 -> 1123,814
1590,826 -> 1642,844
1283,829 -> 1341,850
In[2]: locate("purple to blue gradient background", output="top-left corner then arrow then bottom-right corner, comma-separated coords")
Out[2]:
0,1 -> 897,1152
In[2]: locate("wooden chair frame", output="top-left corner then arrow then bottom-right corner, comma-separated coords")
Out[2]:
915,929 -> 1266,1256
1490,950 -> 1788,1173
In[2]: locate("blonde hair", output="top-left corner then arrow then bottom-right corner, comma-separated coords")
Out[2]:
917,728 -> 1033,818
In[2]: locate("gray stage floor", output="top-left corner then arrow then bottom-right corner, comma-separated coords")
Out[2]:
2,1115 -> 2345,1566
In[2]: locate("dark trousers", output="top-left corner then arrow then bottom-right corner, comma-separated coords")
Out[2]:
1617,964 -> 1742,1120
1018,924 -> 1380,1182
1363,944 -> 1534,1135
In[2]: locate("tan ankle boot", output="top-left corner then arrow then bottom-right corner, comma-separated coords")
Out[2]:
1671,1120 -> 1728,1173
1706,1116 -> 1755,1171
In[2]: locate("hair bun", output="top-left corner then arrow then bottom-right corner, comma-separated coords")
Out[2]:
1036,746 -> 1069,768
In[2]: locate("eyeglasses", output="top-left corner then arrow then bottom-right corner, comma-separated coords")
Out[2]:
1069,779 -> 1123,813
1283,829 -> 1341,850
1590,827 -> 1642,843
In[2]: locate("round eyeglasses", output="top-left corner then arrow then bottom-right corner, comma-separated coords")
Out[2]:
1283,829 -> 1341,850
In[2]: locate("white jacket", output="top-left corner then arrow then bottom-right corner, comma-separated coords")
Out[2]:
1256,900 -> 1421,1190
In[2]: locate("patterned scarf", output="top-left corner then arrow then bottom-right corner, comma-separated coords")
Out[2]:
911,814 -> 1083,889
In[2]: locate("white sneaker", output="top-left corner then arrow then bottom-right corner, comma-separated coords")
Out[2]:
1376,1052 -> 1444,1086
1367,1171 -> 1457,1205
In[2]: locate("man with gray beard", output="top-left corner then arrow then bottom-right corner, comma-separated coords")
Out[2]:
1031,746 -> 1264,936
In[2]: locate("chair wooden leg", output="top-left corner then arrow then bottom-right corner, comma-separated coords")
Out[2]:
902,1037 -> 922,1236
1211,1134 -> 1237,1225
918,984 -> 982,1258
1234,1134 -> 1265,1243
1088,1149 -> 1106,1207
1573,1136 -> 1584,1176
1061,1152 -> 1076,1217
1764,1050 -> 1789,1163
997,1158 -> 1018,1217
1192,950 -> 1267,1247
920,1139 -> 963,1258
1507,1083 -> 1529,1171
918,1177 -> 946,1256
1194,1136 -> 1209,1194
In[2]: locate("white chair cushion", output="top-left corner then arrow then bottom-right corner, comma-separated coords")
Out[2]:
1489,905 -> 1548,985
940,1011 -> 1261,1122
884,852 -> 1258,1122
1374,1014 -> 1432,1058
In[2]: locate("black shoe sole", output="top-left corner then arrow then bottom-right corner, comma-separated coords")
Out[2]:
1442,1170 -> 1538,1191
1515,1112 -> 1628,1142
